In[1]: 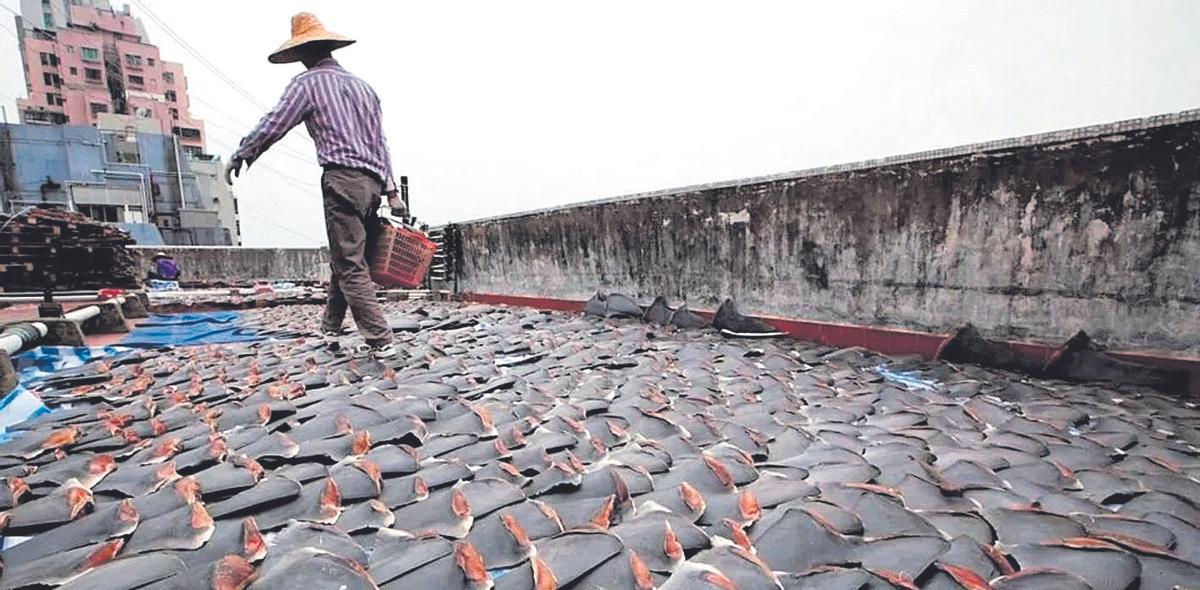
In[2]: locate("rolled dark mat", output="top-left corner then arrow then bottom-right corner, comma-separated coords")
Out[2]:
642,296 -> 673,325
938,325 -> 1188,392
1042,331 -> 1188,392
604,293 -> 643,319
712,299 -> 785,338
935,323 -> 1045,374
583,292 -> 607,317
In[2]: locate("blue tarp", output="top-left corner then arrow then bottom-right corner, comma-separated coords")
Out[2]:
0,312 -> 268,436
120,311 -> 267,347
0,345 -> 130,439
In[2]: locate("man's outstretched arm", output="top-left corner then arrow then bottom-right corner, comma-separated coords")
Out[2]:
226,79 -> 310,184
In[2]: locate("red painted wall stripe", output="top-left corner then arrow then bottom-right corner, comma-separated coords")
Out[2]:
460,292 -> 1199,395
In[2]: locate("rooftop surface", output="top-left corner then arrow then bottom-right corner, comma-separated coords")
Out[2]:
0,302 -> 1198,589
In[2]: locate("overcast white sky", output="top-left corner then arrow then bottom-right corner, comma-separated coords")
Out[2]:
2,1 -> 1199,247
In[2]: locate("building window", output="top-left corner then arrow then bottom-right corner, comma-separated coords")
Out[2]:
169,107 -> 179,120
69,66 -> 77,75
128,74 -> 145,86
25,110 -> 68,124
43,72 -> 54,86
90,103 -> 109,115
147,57 -> 155,66
39,52 -> 59,67
125,54 -> 142,67
79,205 -> 122,223
162,72 -> 175,84
85,67 -> 102,82
43,13 -> 52,28
164,90 -> 177,102
173,126 -> 202,140
81,47 -> 99,62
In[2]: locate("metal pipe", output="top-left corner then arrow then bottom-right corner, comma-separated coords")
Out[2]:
0,294 -> 101,304
0,290 -> 97,297
173,135 -> 186,210
98,134 -> 154,217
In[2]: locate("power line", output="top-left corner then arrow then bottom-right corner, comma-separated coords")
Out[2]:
33,0 -> 318,164
204,133 -> 320,192
241,208 -> 324,244
131,0 -> 269,111
127,1 -> 321,163
189,95 -> 318,163
187,93 -> 318,155
194,107 -> 319,167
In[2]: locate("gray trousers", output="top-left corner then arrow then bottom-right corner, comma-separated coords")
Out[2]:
320,168 -> 393,346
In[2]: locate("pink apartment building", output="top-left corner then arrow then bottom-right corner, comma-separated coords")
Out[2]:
14,0 -> 206,155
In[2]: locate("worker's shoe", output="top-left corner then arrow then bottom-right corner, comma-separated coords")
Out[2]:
371,343 -> 398,360
355,342 -> 398,361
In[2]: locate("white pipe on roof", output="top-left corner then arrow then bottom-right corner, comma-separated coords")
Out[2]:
63,305 -> 101,322
0,322 -> 48,356
0,296 -> 126,355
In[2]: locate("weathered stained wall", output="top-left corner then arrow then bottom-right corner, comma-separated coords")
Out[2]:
129,246 -> 329,285
457,111 -> 1200,354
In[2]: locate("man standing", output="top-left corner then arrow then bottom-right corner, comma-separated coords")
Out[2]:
226,12 -> 398,359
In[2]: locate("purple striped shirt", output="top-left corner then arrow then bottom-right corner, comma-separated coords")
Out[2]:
235,58 -> 395,189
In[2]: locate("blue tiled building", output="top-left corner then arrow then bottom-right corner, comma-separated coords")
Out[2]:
0,122 -> 239,245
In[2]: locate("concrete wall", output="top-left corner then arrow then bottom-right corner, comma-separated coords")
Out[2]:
130,246 -> 330,285
457,110 -> 1200,355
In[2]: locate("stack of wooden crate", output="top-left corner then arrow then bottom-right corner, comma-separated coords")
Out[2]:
0,206 -> 140,291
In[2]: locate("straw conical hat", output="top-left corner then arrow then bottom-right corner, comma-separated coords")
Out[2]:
268,12 -> 355,64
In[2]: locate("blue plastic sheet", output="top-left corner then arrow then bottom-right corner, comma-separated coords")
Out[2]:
0,312 -> 270,438
0,345 -> 130,439
121,311 -> 267,347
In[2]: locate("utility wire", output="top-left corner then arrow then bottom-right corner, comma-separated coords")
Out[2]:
18,0 -> 322,172
204,134 -> 320,192
9,0 -> 325,242
240,208 -> 324,244
195,107 -> 319,167
128,1 -> 321,161
192,103 -> 319,164
131,0 -> 269,111
27,0 -> 318,163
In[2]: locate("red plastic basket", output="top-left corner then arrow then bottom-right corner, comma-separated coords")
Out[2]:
369,221 -> 437,289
